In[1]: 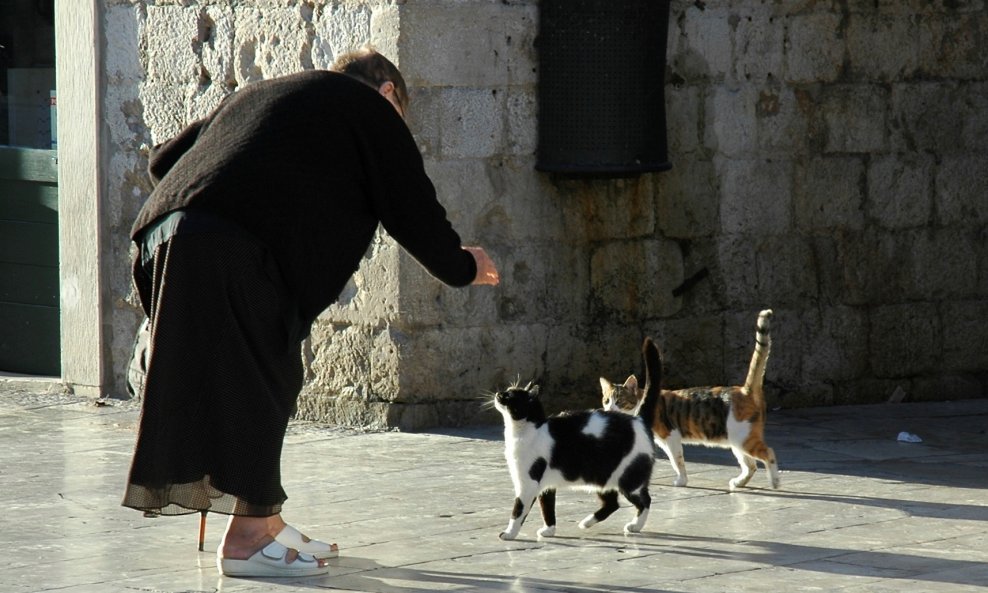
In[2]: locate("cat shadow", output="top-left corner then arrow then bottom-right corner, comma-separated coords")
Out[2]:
625,531 -> 987,587
744,488 -> 988,522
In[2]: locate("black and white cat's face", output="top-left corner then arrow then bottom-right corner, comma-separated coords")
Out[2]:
494,384 -> 541,422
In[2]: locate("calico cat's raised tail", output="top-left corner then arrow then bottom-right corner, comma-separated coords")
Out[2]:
494,337 -> 663,540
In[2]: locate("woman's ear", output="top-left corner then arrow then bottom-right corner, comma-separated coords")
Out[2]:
377,80 -> 395,96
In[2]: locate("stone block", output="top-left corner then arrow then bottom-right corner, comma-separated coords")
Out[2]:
504,87 -> 537,156
716,234 -> 818,308
918,12 -> 988,80
105,5 -> 144,83
546,322 -> 644,412
941,300 -> 988,372
407,87 -> 442,157
318,230 -> 400,327
438,88 -> 503,159
911,374 -> 985,403
717,157 -> 793,234
140,81 -> 193,141
869,303 -> 939,378
369,4 -> 399,63
734,12 -> 785,83
656,158 -> 719,239
785,13 -> 845,83
423,158 -> 497,242
783,382 -> 836,408
672,5 -> 733,80
890,82 -> 988,154
231,6 -> 312,82
197,6 -> 235,91
643,314 -> 725,387
794,156 -> 866,232
835,228 -> 977,304
558,176 -> 656,243
936,155 -> 988,225
397,323 -> 549,405
145,7 -> 199,85
665,85 -> 702,155
822,84 -> 889,153
904,228 -> 978,301
590,239 -> 684,321
866,152 -> 933,230
302,322 -> 383,402
310,3 -> 372,69
756,86 -> 812,154
846,15 -> 919,82
705,87 -> 757,156
960,82 -> 988,151
799,306 -> 869,382
834,230 -> 905,305
398,2 -> 537,87
832,379 -> 903,406
486,157 -> 565,242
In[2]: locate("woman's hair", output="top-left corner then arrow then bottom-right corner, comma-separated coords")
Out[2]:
331,47 -> 409,115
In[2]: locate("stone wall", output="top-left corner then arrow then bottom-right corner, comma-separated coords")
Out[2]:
103,0 -> 988,429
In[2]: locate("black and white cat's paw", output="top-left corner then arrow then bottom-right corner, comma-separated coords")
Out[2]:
623,522 -> 643,534
499,530 -> 517,541
537,525 -> 556,538
578,515 -> 598,530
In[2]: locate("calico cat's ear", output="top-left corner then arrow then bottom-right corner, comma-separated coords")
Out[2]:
599,377 -> 612,393
623,375 -> 638,390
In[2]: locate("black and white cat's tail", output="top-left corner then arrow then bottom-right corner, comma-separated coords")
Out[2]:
742,309 -> 773,403
637,337 -> 663,435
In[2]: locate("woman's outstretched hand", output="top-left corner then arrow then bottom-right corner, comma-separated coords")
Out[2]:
464,246 -> 500,286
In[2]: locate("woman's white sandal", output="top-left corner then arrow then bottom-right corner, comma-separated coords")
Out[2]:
218,541 -> 329,578
275,524 -> 339,559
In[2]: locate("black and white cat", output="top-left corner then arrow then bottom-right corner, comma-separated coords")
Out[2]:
493,337 -> 662,540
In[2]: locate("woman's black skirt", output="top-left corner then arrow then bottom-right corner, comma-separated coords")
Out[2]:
122,225 -> 303,517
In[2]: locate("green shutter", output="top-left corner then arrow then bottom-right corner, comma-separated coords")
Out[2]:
0,146 -> 60,376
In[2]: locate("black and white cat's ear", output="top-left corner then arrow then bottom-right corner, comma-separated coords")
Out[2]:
623,375 -> 639,390
525,381 -> 540,397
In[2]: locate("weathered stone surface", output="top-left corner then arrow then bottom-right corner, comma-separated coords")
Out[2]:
794,156 -> 866,232
717,157 -> 793,234
785,12 -> 845,83
656,158 -> 719,239
866,152 -> 934,229
941,300 -> 988,372
590,239 -> 684,321
846,14 -> 919,82
88,0 -> 988,427
869,303 -> 940,378
936,155 -> 988,225
822,84 -> 889,153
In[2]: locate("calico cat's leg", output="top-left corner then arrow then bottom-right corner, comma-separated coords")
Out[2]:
656,433 -> 688,487
745,442 -> 781,489
537,488 -> 557,537
499,481 -> 540,540
578,490 -> 619,530
620,486 -> 651,534
729,447 -> 757,490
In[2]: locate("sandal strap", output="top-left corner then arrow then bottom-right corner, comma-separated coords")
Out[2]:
275,524 -> 338,557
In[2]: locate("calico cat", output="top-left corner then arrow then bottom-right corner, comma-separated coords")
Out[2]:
601,309 -> 780,491
494,337 -> 663,540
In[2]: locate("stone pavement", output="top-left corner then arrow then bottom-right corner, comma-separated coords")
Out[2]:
1,378 -> 986,593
